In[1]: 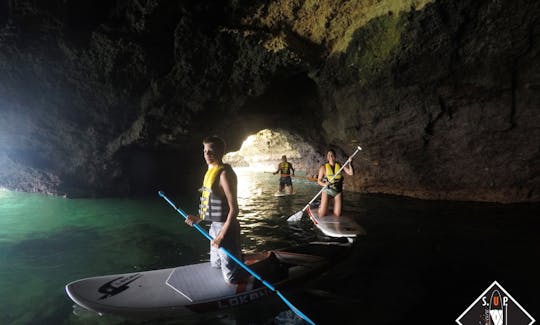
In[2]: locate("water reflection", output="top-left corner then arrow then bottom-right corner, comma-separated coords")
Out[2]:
235,167 -> 322,252
2,172 -> 538,325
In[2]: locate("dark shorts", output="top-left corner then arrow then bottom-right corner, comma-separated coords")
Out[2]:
279,176 -> 292,186
324,183 -> 343,197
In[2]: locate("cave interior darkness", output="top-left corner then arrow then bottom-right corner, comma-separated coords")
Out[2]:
120,72 -> 325,197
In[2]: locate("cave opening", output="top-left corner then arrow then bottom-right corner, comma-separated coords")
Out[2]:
226,72 -> 325,153
221,71 -> 328,176
119,66 -> 327,197
224,128 -> 322,176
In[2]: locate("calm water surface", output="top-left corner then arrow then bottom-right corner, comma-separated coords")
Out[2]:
1,169 -> 539,324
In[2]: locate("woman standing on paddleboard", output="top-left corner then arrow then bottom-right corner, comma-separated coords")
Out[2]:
317,149 -> 354,217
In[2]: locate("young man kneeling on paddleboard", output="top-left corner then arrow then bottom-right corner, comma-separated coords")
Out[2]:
186,136 -> 246,285
317,149 -> 354,217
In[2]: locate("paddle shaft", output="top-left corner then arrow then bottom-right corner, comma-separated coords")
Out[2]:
300,146 -> 362,214
158,191 -> 316,325
291,175 -> 316,180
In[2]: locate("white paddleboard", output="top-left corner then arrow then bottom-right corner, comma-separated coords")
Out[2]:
66,263 -> 253,319
306,206 -> 366,238
65,243 -> 348,319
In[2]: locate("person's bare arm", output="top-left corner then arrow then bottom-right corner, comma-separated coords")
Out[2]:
211,169 -> 238,248
317,165 -> 327,187
344,162 -> 354,176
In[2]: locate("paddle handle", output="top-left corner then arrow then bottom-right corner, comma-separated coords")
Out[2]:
158,191 -> 316,325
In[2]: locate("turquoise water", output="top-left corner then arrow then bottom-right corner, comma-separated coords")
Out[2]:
0,189 -> 204,324
0,170 -> 321,324
1,170 -> 539,324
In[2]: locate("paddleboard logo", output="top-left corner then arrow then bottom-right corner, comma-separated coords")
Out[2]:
456,281 -> 535,325
98,274 -> 142,300
216,287 -> 269,309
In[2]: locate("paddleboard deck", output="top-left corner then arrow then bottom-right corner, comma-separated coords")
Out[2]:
306,206 -> 366,238
65,243 -> 350,319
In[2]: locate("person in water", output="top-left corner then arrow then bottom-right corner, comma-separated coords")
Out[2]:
317,149 -> 354,217
185,135 -> 244,284
273,155 -> 295,194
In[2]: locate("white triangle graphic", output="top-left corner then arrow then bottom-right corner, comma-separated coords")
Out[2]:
456,281 -> 536,325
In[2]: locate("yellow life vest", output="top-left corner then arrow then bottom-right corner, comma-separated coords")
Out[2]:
199,164 -> 229,222
324,162 -> 342,184
279,162 -> 291,176
324,162 -> 343,196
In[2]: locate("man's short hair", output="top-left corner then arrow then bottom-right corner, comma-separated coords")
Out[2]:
203,135 -> 226,156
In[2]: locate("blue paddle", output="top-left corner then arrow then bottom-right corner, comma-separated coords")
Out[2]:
158,191 -> 316,325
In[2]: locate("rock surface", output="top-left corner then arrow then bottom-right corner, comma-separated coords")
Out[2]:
0,0 -> 538,202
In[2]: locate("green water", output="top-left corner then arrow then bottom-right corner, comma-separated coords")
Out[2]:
0,170 -> 321,324
0,189 -> 205,324
1,170 -> 539,324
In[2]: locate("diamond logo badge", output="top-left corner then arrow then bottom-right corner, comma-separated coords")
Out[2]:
456,281 -> 535,325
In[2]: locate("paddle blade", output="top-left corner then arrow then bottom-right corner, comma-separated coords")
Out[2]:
287,210 -> 304,222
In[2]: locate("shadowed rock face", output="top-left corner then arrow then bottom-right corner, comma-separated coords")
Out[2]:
0,0 -> 538,202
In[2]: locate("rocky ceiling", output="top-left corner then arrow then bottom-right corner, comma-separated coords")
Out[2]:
0,0 -> 538,202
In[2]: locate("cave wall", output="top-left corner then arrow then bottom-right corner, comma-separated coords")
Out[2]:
314,0 -> 540,202
0,0 -> 538,202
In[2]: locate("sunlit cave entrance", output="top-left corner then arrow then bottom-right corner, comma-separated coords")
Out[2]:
224,129 -> 321,176
223,128 -> 323,206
